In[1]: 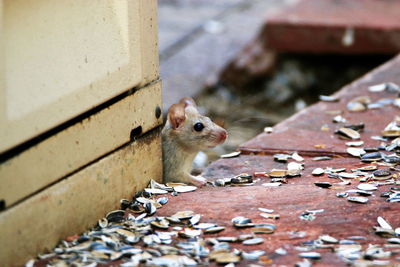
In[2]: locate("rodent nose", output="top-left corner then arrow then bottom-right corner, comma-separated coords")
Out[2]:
219,130 -> 227,142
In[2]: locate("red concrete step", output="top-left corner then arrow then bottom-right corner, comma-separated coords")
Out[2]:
239,54 -> 400,156
264,0 -> 400,54
155,155 -> 399,266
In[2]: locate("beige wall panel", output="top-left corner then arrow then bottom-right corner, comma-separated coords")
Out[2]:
139,0 -> 160,86
0,81 -> 162,208
1,0 -> 159,153
0,130 -> 162,267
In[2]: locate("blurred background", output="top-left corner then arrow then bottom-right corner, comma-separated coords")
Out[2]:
158,0 -> 396,160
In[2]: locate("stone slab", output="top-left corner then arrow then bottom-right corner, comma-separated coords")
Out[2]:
264,0 -> 400,54
154,155 -> 400,266
239,54 -> 400,156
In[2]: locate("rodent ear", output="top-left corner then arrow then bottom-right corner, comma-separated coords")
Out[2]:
179,97 -> 197,108
168,103 -> 186,129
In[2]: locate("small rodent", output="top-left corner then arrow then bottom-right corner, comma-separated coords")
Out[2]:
162,97 -> 227,186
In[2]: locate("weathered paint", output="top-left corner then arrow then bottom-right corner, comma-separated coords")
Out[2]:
0,81 -> 162,208
0,130 -> 162,267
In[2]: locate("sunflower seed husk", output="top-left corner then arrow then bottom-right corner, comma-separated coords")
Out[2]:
106,210 -> 125,222
320,95 -> 339,102
346,141 -> 364,147
336,192 -> 349,198
347,196 -> 369,204
252,224 -> 276,234
361,152 -> 383,162
194,223 -> 216,229
298,252 -> 321,259
368,83 -> 387,92
269,169 -> 287,178
242,250 -> 265,260
347,189 -> 373,196
377,216 -> 393,230
178,229 -> 201,239
395,228 -> 400,236
262,182 -> 282,187
232,216 -> 253,228
150,219 -> 169,229
333,115 -> 347,123
373,169 -> 392,177
157,197 -> 169,205
217,236 -> 238,243
204,226 -> 226,234
347,101 -> 367,112
171,210 -> 195,220
336,127 -> 361,140
173,185 -> 197,193
210,251 -> 240,264
347,147 -> 366,157
292,152 -> 304,162
357,165 -> 377,172
382,117 -> 400,137
313,156 -> 332,161
314,182 -> 332,188
264,127 -> 273,133
357,183 -> 378,191
243,237 -> 264,245
375,227 -> 395,237
144,188 -> 169,195
258,208 -> 274,213
274,154 -> 291,162
319,235 -> 338,244
387,238 -> 400,244
231,173 -> 253,184
287,162 -> 303,176
189,214 -> 201,225
259,213 -> 280,220
98,218 -> 108,228
220,151 -> 241,158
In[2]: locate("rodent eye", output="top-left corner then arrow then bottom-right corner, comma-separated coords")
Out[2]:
193,122 -> 205,132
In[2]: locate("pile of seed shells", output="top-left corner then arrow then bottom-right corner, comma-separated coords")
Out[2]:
293,216 -> 400,266
311,82 -> 400,205
26,180 -> 277,267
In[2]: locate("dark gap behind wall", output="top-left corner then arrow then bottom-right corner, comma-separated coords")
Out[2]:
197,54 -> 392,156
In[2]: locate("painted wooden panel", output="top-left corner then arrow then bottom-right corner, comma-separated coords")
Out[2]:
0,129 -> 162,266
0,0 -> 159,153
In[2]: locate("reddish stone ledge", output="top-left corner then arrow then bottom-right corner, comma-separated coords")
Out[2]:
239,54 -> 400,156
264,0 -> 400,54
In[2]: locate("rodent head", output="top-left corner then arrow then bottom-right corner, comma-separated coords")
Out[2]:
166,97 -> 227,151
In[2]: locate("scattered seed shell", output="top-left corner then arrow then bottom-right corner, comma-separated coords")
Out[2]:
377,216 -> 393,230
243,237 -> 264,245
259,213 -> 280,220
312,168 -> 325,176
314,182 -> 332,188
220,151 -> 241,158
298,252 -> 321,259
320,95 -> 339,102
204,226 -> 226,234
319,235 -> 339,244
269,169 -> 287,178
346,141 -> 364,147
357,183 -> 378,191
173,185 -> 197,193
347,147 -> 366,157
347,196 -> 369,204
336,127 -> 361,140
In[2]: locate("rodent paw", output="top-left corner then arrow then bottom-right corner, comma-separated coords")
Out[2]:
191,176 -> 207,187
